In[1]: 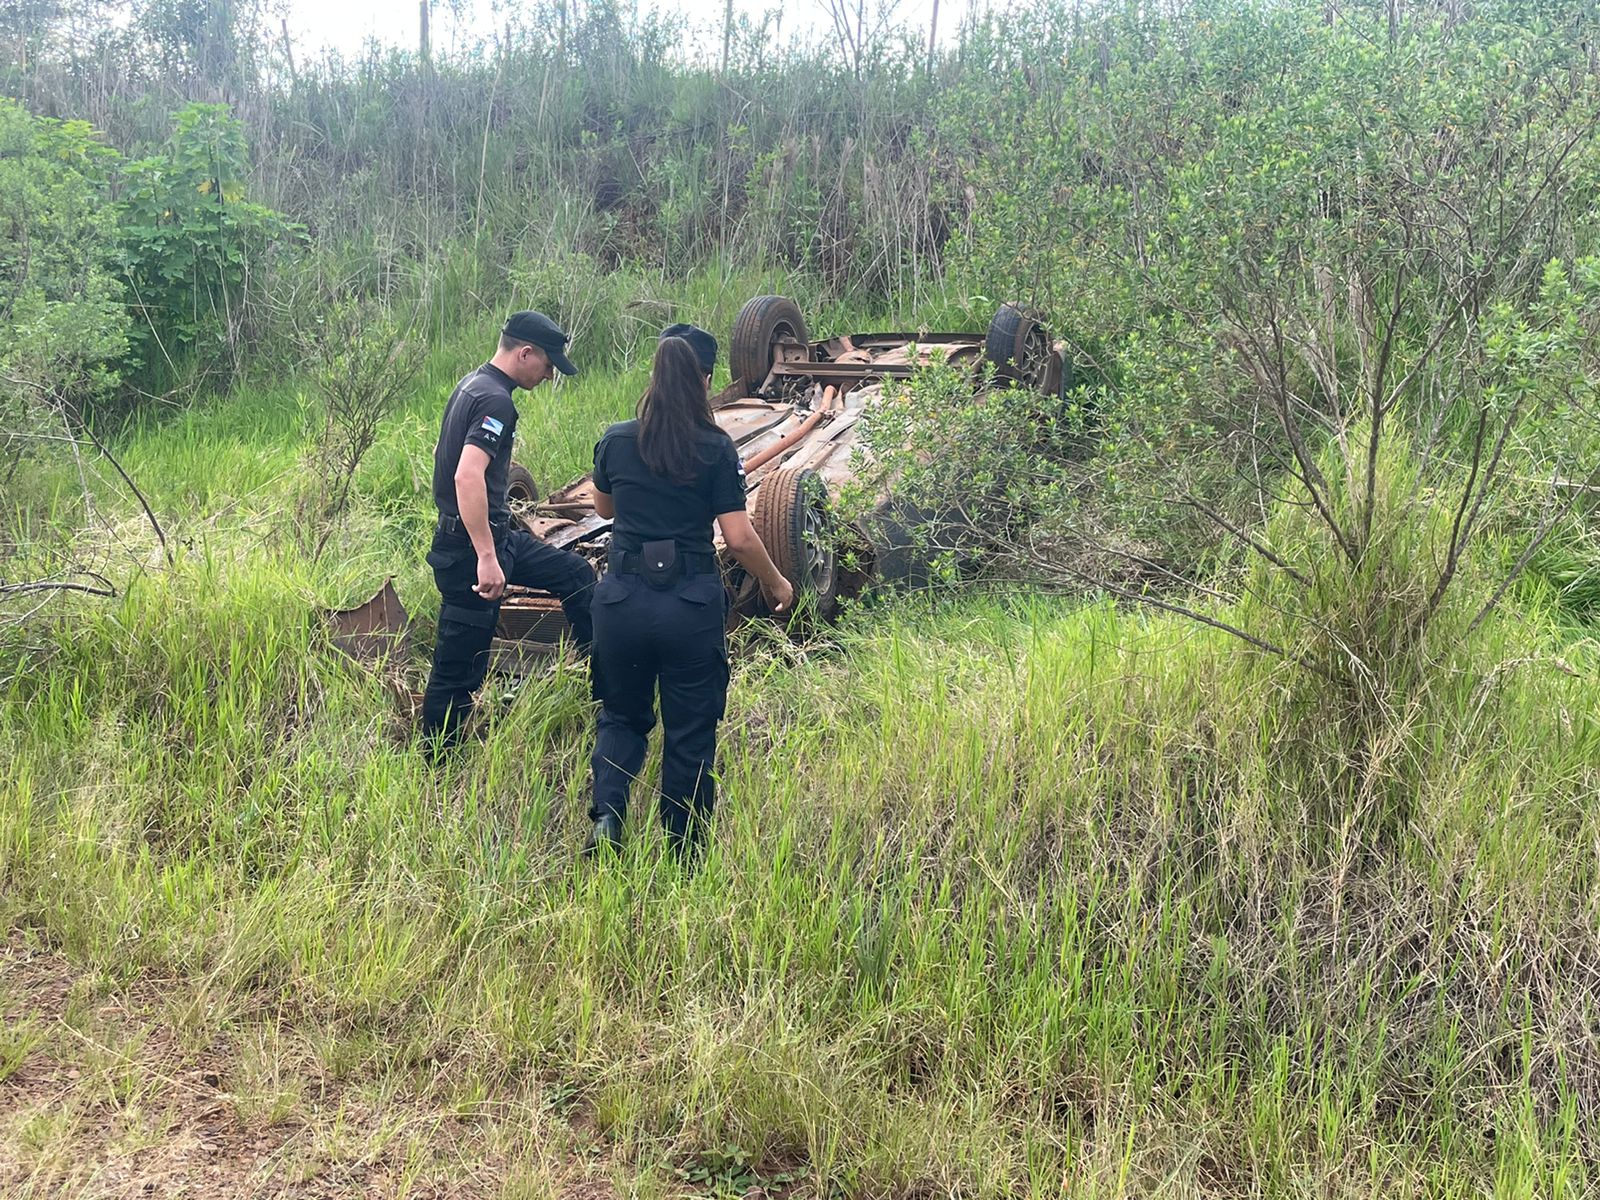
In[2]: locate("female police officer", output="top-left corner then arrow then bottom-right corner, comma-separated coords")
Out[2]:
585,325 -> 794,859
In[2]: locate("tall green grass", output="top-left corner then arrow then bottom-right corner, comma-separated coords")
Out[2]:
2,534 -> 1597,1195
6,261 -> 1600,1196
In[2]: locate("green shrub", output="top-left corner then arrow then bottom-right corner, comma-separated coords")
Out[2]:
0,99 -> 127,438
117,103 -> 299,386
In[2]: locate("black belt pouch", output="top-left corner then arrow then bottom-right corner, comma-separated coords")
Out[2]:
640,539 -> 680,590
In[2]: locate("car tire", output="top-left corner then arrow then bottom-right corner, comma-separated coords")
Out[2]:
507,461 -> 540,532
985,303 -> 1054,391
730,295 -> 809,393
752,464 -> 838,618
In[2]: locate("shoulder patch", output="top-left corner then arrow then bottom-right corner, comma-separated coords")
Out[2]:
480,416 -> 504,437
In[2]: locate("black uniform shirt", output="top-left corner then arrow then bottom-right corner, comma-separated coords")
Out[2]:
592,420 -> 746,557
432,363 -> 518,522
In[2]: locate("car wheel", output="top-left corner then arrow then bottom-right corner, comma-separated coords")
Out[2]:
507,461 -> 540,532
985,303 -> 1054,392
752,464 -> 838,618
730,295 -> 809,394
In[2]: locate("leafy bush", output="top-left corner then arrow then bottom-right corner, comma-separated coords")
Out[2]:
953,0 -> 1600,565
117,103 -> 298,385
0,99 -> 127,443
855,357 -> 1103,584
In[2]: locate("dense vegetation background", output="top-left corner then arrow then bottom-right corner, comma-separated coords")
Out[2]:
3,1 -> 1600,1196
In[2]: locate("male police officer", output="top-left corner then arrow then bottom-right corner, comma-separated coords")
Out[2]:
420,311 -> 596,752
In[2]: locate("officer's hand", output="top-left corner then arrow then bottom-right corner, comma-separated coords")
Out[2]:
473,552 -> 506,601
764,576 -> 795,614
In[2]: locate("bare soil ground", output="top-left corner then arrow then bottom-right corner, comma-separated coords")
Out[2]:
0,932 -> 621,1199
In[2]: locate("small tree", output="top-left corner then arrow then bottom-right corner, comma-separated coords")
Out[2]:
0,100 -> 160,629
294,296 -> 425,560
0,100 -> 127,448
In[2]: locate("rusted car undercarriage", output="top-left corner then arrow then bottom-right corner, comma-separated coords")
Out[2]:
329,297 -> 1066,663
492,295 -> 1067,650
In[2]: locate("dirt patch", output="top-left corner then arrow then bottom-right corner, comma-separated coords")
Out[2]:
0,932 -> 614,1199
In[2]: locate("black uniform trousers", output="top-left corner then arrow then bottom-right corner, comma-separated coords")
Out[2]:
420,526 -> 596,749
589,570 -> 730,844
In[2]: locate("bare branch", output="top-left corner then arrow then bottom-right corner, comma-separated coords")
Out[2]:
1022,546 -> 1295,660
1,574 -> 117,599
1362,231 -> 1410,554
1178,495 -> 1312,586
1425,400 -> 1492,620
1264,312 -> 1358,563
67,402 -> 172,567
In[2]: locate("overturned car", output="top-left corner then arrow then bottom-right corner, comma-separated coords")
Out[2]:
490,296 -> 1069,649
329,297 -> 1068,662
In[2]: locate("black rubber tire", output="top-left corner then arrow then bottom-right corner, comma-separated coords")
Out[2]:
506,462 -> 540,505
985,303 -> 1053,391
730,295 -> 809,392
752,464 -> 837,617
506,462 -> 541,532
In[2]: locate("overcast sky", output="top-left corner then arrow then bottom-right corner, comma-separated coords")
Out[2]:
280,0 -> 963,64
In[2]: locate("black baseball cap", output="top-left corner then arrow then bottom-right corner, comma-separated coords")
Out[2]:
661,322 -> 718,377
502,310 -> 577,376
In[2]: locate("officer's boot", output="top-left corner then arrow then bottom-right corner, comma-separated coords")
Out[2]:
584,814 -> 623,857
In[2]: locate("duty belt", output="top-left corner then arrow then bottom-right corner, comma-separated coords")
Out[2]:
436,513 -> 511,539
611,548 -> 717,575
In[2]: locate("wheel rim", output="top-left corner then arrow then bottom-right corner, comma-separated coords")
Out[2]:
1014,323 -> 1051,389
800,477 -> 836,594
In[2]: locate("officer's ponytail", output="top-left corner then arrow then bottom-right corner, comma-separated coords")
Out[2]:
638,337 -> 717,484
